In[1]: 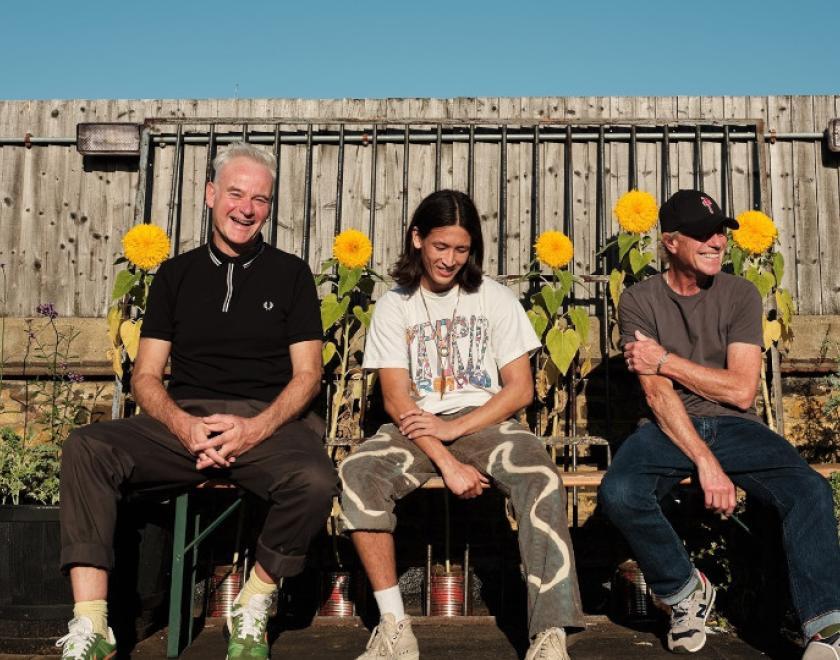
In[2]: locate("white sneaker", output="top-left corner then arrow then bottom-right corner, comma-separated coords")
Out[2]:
525,627 -> 570,660
356,613 -> 419,659
804,632 -> 840,660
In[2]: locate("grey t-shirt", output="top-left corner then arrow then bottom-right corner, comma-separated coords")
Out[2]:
618,272 -> 763,422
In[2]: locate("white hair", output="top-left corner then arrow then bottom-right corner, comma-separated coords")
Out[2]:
212,142 -> 276,184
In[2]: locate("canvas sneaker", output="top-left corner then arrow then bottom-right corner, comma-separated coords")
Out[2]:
803,632 -> 840,660
225,592 -> 272,659
525,627 -> 571,660
55,617 -> 116,660
356,613 -> 419,659
667,571 -> 716,653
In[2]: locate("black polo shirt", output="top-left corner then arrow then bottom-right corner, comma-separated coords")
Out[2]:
141,236 -> 322,402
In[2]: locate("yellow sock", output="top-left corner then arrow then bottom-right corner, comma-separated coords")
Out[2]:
237,570 -> 277,606
74,600 -> 108,637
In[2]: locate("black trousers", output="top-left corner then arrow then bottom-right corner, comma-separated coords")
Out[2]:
59,398 -> 338,578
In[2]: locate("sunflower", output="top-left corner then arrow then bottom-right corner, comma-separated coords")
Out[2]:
614,190 -> 658,234
333,229 -> 373,269
732,210 -> 778,255
534,230 -> 574,269
122,224 -> 171,271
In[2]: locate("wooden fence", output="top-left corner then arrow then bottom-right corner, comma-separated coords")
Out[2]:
0,96 -> 838,318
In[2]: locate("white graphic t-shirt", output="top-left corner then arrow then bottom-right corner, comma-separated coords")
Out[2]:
362,276 -> 541,414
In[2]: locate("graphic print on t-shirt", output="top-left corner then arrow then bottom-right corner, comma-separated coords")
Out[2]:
407,313 -> 492,396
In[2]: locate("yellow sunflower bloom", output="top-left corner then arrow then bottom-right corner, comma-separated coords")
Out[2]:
614,190 -> 659,234
333,229 -> 373,269
732,210 -> 778,255
535,231 -> 574,269
122,224 -> 171,271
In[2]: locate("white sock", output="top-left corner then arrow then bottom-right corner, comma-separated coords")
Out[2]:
373,585 -> 406,622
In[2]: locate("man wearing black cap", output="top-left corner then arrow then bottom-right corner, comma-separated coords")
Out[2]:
599,190 -> 840,657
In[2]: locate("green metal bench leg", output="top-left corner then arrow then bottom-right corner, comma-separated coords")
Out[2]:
167,493 -> 189,658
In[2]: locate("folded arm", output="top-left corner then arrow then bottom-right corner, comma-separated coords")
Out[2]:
625,330 -> 761,411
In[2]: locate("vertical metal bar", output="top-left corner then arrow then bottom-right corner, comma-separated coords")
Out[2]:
133,126 -> 153,225
463,544 -> 470,616
694,125 -> 703,191
425,544 -> 432,615
201,124 -> 217,246
401,124 -> 410,236
629,124 -> 638,191
721,125 -> 733,217
166,124 -> 184,251
662,125 -> 672,201
597,126 -> 612,439
335,124 -> 346,236
187,511 -> 201,646
753,120 -> 785,435
498,125 -> 508,274
302,124 -> 314,262
596,127 -> 607,270
166,493 -> 189,658
368,125 -> 378,238
530,125 -> 540,262
434,124 -> 442,191
241,123 -> 248,142
468,124 -> 475,199
268,124 -> 281,247
563,126 -> 574,258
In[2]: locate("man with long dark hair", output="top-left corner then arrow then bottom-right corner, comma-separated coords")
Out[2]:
340,190 -> 584,660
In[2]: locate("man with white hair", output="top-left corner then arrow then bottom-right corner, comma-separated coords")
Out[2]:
599,190 -> 840,658
58,143 -> 337,659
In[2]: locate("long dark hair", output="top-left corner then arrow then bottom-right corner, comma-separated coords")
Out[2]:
390,189 -> 484,293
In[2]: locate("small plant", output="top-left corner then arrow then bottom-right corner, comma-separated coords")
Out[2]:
0,304 -> 100,505
525,230 -> 591,440
317,229 -> 381,444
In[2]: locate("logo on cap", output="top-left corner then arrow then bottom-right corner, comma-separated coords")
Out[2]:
701,196 -> 714,214
263,301 -> 274,311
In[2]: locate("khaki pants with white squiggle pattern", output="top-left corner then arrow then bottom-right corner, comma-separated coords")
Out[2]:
338,415 -> 585,636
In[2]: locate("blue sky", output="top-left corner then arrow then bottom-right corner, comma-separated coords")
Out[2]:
3,0 -> 837,100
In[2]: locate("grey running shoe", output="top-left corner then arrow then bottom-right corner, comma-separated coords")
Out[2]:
803,632 -> 840,660
525,627 -> 571,660
356,613 -> 419,659
667,571 -> 716,653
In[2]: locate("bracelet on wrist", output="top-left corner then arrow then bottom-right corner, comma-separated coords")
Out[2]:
655,351 -> 670,374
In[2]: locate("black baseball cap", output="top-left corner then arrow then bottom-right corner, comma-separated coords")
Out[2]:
659,190 -> 738,237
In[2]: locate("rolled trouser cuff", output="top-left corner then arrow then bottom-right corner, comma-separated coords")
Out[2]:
254,538 -> 307,578
60,543 -> 114,574
655,568 -> 701,606
803,609 -> 840,640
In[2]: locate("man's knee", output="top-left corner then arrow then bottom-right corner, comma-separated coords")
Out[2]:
599,471 -> 650,518
290,457 -> 338,507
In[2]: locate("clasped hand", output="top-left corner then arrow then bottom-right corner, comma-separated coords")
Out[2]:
181,414 -> 267,471
398,409 -> 460,442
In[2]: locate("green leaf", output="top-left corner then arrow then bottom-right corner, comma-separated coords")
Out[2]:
322,341 -> 338,366
320,293 -> 350,332
546,327 -> 581,377
628,248 -> 653,277
618,232 -> 640,262
772,252 -> 784,286
775,288 -> 795,326
745,267 -> 774,299
527,308 -> 549,340
730,245 -> 745,277
540,284 -> 562,317
567,306 -> 590,346
353,304 -> 373,328
609,268 -> 624,309
556,269 -> 574,301
111,270 -> 139,300
337,265 -> 364,298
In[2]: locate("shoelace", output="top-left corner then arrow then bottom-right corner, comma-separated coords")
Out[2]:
55,620 -> 96,660
365,623 -> 396,654
530,628 -> 567,658
231,594 -> 271,640
670,602 -> 690,625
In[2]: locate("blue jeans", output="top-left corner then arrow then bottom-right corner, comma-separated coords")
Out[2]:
599,416 -> 840,639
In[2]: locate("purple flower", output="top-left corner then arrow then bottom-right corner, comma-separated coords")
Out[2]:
67,373 -> 85,384
36,302 -> 58,319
